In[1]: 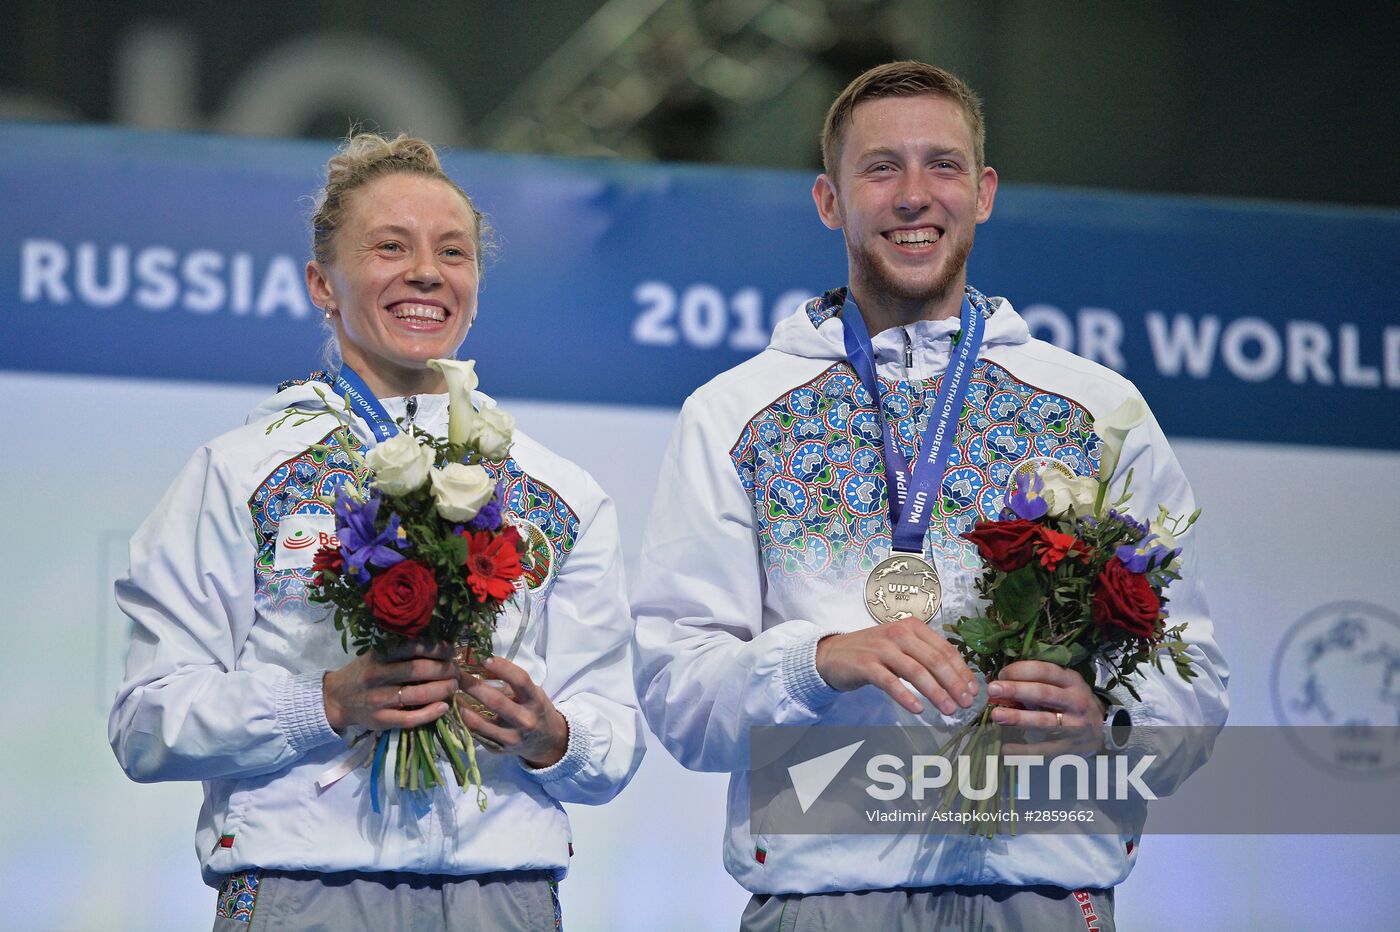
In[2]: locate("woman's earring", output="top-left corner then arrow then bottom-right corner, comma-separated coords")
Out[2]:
323,305 -> 337,320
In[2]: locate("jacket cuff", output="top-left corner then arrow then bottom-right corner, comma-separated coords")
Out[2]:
522,706 -> 590,784
276,672 -> 341,754
780,633 -> 843,714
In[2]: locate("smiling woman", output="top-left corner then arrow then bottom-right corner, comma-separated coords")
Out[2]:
305,135 -> 492,396
108,132 -> 645,932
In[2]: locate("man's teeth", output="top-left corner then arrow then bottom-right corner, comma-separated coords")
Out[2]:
889,229 -> 941,246
392,304 -> 446,322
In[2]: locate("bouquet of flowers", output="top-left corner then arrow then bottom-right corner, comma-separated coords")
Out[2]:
938,398 -> 1199,835
305,359 -> 524,812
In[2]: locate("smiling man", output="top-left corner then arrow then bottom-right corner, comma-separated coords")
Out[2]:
632,62 -> 1227,930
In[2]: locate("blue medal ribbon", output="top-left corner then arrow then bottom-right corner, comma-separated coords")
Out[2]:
332,366 -> 399,441
840,291 -> 986,555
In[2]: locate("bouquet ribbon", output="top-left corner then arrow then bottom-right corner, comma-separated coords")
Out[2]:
315,735 -> 377,793
840,292 -> 986,553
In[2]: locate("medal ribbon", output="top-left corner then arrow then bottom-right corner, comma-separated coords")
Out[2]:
333,366 -> 399,441
840,292 -> 986,555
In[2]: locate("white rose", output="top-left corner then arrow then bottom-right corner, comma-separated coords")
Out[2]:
430,463 -> 495,522
1039,468 -> 1099,519
470,406 -> 515,460
365,432 -> 434,495
427,358 -> 479,446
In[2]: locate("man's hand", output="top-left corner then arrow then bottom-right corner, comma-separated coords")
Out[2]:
322,640 -> 458,734
989,660 -> 1106,756
457,656 -> 570,769
815,617 -> 980,716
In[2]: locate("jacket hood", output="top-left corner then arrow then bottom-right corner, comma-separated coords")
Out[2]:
245,377 -> 339,425
769,286 -> 1030,380
244,374 -> 498,433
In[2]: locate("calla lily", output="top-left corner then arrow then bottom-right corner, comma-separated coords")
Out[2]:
427,358 -> 479,446
1094,397 -> 1149,480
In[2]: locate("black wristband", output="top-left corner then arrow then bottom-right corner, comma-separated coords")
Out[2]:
1102,704 -> 1132,752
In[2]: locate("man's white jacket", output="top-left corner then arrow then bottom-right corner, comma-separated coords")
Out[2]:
110,382 -> 644,885
632,290 -> 1228,894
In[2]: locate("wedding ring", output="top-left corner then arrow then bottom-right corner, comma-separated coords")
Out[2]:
397,687 -> 404,709
1055,711 -> 1064,728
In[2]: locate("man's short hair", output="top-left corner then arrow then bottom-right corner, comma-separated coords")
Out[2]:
821,60 -> 986,177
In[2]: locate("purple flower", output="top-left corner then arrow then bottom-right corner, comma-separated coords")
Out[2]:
335,486 -> 408,584
465,494 -> 504,532
1115,533 -> 1171,573
1107,509 -> 1149,537
1006,470 -> 1049,521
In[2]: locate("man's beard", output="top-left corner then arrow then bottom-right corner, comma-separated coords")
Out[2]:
847,226 -> 974,310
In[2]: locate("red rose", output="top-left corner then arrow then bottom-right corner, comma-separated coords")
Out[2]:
963,519 -> 1041,571
463,530 -> 525,602
363,560 -> 437,637
1092,557 -> 1161,638
311,545 -> 344,587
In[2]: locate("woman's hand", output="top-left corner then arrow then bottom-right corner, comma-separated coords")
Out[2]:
457,656 -> 570,769
322,640 -> 459,733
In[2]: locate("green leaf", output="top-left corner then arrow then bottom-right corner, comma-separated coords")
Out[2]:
950,615 -> 1001,655
1026,642 -> 1072,665
950,616 -> 1017,660
993,565 -> 1044,626
443,533 -> 469,564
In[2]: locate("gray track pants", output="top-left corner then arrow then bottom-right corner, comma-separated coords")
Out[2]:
212,868 -> 560,931
741,884 -> 1114,932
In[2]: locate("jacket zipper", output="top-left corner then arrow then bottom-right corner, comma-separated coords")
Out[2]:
406,396 -> 418,426
902,328 -> 913,377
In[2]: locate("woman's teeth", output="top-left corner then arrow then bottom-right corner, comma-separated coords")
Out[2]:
391,304 -> 446,322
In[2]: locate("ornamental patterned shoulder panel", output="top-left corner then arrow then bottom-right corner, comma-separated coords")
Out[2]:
248,429 -> 363,613
244,418 -> 580,613
484,457 -> 580,586
729,360 -> 1102,584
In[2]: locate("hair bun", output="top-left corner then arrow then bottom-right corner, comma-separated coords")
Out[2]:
325,133 -> 445,190
309,131 -> 491,266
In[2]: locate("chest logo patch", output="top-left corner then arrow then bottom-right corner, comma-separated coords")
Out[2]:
274,513 -> 339,570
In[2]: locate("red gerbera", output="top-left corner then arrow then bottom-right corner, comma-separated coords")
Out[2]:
463,529 -> 524,601
1035,527 -> 1089,571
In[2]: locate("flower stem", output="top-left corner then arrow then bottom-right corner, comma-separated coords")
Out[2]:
465,730 -> 487,812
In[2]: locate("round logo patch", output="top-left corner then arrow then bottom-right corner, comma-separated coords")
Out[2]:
1008,455 -> 1077,489
1271,600 -> 1400,777
509,517 -> 556,591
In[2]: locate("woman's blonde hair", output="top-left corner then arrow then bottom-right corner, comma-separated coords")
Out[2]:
309,131 -> 494,265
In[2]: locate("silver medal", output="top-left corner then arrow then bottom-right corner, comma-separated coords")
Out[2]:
865,554 -> 942,624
